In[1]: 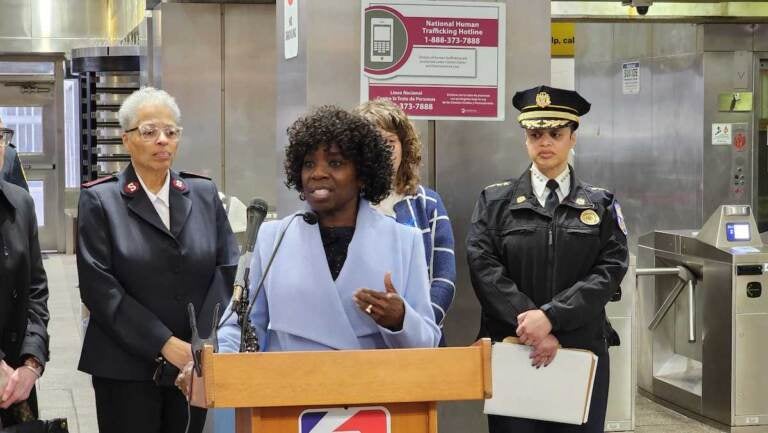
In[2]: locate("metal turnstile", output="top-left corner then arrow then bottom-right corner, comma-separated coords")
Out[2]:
637,205 -> 768,430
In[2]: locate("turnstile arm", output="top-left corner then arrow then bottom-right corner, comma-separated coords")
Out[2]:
636,265 -> 697,342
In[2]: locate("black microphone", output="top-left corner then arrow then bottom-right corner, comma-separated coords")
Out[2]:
232,198 -> 269,305
302,211 -> 318,225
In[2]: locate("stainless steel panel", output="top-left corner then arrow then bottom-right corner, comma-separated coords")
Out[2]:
652,23 -> 698,57
703,52 -> 754,216
613,23 -> 652,61
606,316 -> 633,430
756,24 -> 768,52
305,1 -> 360,109
96,144 -> 128,156
574,23 -> 613,64
0,38 -> 109,56
155,3 -> 223,183
702,24 -> 754,52
29,0 -> 108,39
95,93 -> 128,105
96,74 -> 140,88
734,314 -> 768,419
0,0 -> 31,38
223,4 -> 277,203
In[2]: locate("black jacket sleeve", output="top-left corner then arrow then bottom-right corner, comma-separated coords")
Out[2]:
195,183 -> 239,339
466,189 -> 536,328
76,188 -> 174,361
543,198 -> 629,332
20,195 -> 49,365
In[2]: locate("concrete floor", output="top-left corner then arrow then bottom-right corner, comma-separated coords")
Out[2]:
36,254 -> 727,433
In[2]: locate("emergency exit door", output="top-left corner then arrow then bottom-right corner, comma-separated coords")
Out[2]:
0,56 -> 65,251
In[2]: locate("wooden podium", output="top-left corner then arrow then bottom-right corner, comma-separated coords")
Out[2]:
190,339 -> 492,433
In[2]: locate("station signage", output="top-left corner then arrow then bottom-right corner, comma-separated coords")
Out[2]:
360,1 -> 506,121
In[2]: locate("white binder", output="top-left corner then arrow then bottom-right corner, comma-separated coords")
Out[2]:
483,339 -> 598,425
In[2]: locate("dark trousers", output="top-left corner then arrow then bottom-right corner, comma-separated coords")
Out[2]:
92,377 -> 206,433
488,353 -> 610,433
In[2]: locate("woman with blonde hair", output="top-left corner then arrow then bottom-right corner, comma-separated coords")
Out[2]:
353,99 -> 456,346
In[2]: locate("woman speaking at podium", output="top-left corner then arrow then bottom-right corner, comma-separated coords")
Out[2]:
218,106 -> 440,352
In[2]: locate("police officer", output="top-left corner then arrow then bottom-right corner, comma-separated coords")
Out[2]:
76,87 -> 238,433
0,119 -> 29,191
467,85 -> 628,433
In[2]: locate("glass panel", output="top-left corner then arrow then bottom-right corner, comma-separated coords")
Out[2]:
28,180 -> 44,227
64,79 -> 79,188
0,61 -> 54,76
0,106 -> 43,153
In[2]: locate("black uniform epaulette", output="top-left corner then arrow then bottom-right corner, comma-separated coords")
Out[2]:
483,181 -> 512,190
179,171 -> 211,180
81,175 -> 117,188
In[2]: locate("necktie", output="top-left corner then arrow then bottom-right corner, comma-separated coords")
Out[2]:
545,179 -> 559,214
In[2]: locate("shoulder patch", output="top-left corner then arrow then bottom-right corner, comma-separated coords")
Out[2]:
484,181 -> 511,190
81,175 -> 117,189
179,171 -> 211,180
613,200 -> 628,236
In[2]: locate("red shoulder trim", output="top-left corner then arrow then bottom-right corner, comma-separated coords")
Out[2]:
81,175 -> 117,189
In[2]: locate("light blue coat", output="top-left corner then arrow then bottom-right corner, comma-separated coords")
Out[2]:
218,200 -> 440,352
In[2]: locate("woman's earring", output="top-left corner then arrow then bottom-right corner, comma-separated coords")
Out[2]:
299,192 -> 305,201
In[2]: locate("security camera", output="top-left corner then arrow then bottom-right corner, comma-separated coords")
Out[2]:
622,0 -> 652,15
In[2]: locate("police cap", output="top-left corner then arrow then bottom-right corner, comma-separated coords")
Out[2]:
512,85 -> 591,130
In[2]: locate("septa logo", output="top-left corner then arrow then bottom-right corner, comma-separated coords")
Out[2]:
299,406 -> 391,433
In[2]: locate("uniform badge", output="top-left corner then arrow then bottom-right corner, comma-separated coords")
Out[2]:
172,178 -> 187,192
580,209 -> 600,226
613,200 -> 628,235
536,91 -> 551,108
124,181 -> 139,194
516,195 -> 526,204
575,197 -> 586,206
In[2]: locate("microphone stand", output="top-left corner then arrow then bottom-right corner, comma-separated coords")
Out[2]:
234,282 -> 259,352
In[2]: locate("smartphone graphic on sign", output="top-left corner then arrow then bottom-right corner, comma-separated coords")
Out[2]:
370,18 -> 394,63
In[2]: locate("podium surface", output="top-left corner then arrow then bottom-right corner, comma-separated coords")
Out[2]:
192,340 -> 491,432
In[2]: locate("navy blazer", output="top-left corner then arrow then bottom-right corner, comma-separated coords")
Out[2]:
76,164 -> 238,381
0,180 -> 48,367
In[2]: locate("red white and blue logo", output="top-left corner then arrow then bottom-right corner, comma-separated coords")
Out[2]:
299,406 -> 391,433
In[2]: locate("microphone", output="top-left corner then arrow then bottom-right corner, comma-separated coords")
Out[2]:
302,211 -> 318,225
239,210 -> 319,351
232,198 -> 269,305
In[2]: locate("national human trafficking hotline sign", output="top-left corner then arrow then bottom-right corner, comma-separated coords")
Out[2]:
299,406 -> 391,433
360,1 -> 506,121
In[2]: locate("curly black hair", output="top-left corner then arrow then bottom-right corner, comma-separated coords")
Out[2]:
285,105 -> 393,204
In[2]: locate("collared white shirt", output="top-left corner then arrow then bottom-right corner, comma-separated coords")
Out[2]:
530,165 -> 571,207
136,171 -> 171,230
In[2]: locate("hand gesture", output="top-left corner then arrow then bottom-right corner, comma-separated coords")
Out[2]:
530,334 -> 559,368
516,309 -> 552,347
0,360 -> 38,409
175,361 -> 194,399
353,272 -> 406,331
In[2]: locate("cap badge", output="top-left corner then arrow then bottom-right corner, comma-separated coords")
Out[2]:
516,195 -> 526,204
580,209 -> 600,226
124,181 -> 139,194
536,91 -> 551,108
172,178 -> 187,192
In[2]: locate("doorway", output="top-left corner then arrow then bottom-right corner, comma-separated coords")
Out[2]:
0,56 -> 65,251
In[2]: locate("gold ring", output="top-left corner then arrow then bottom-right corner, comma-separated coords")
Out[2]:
365,304 -> 373,315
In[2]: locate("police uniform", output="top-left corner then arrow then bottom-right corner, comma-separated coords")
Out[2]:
76,164 -> 239,433
2,144 -> 29,192
467,86 -> 628,433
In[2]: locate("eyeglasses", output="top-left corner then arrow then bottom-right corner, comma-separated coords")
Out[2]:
0,128 -> 14,148
125,124 -> 183,142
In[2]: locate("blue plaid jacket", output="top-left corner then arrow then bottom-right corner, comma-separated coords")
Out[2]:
392,186 -> 456,329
